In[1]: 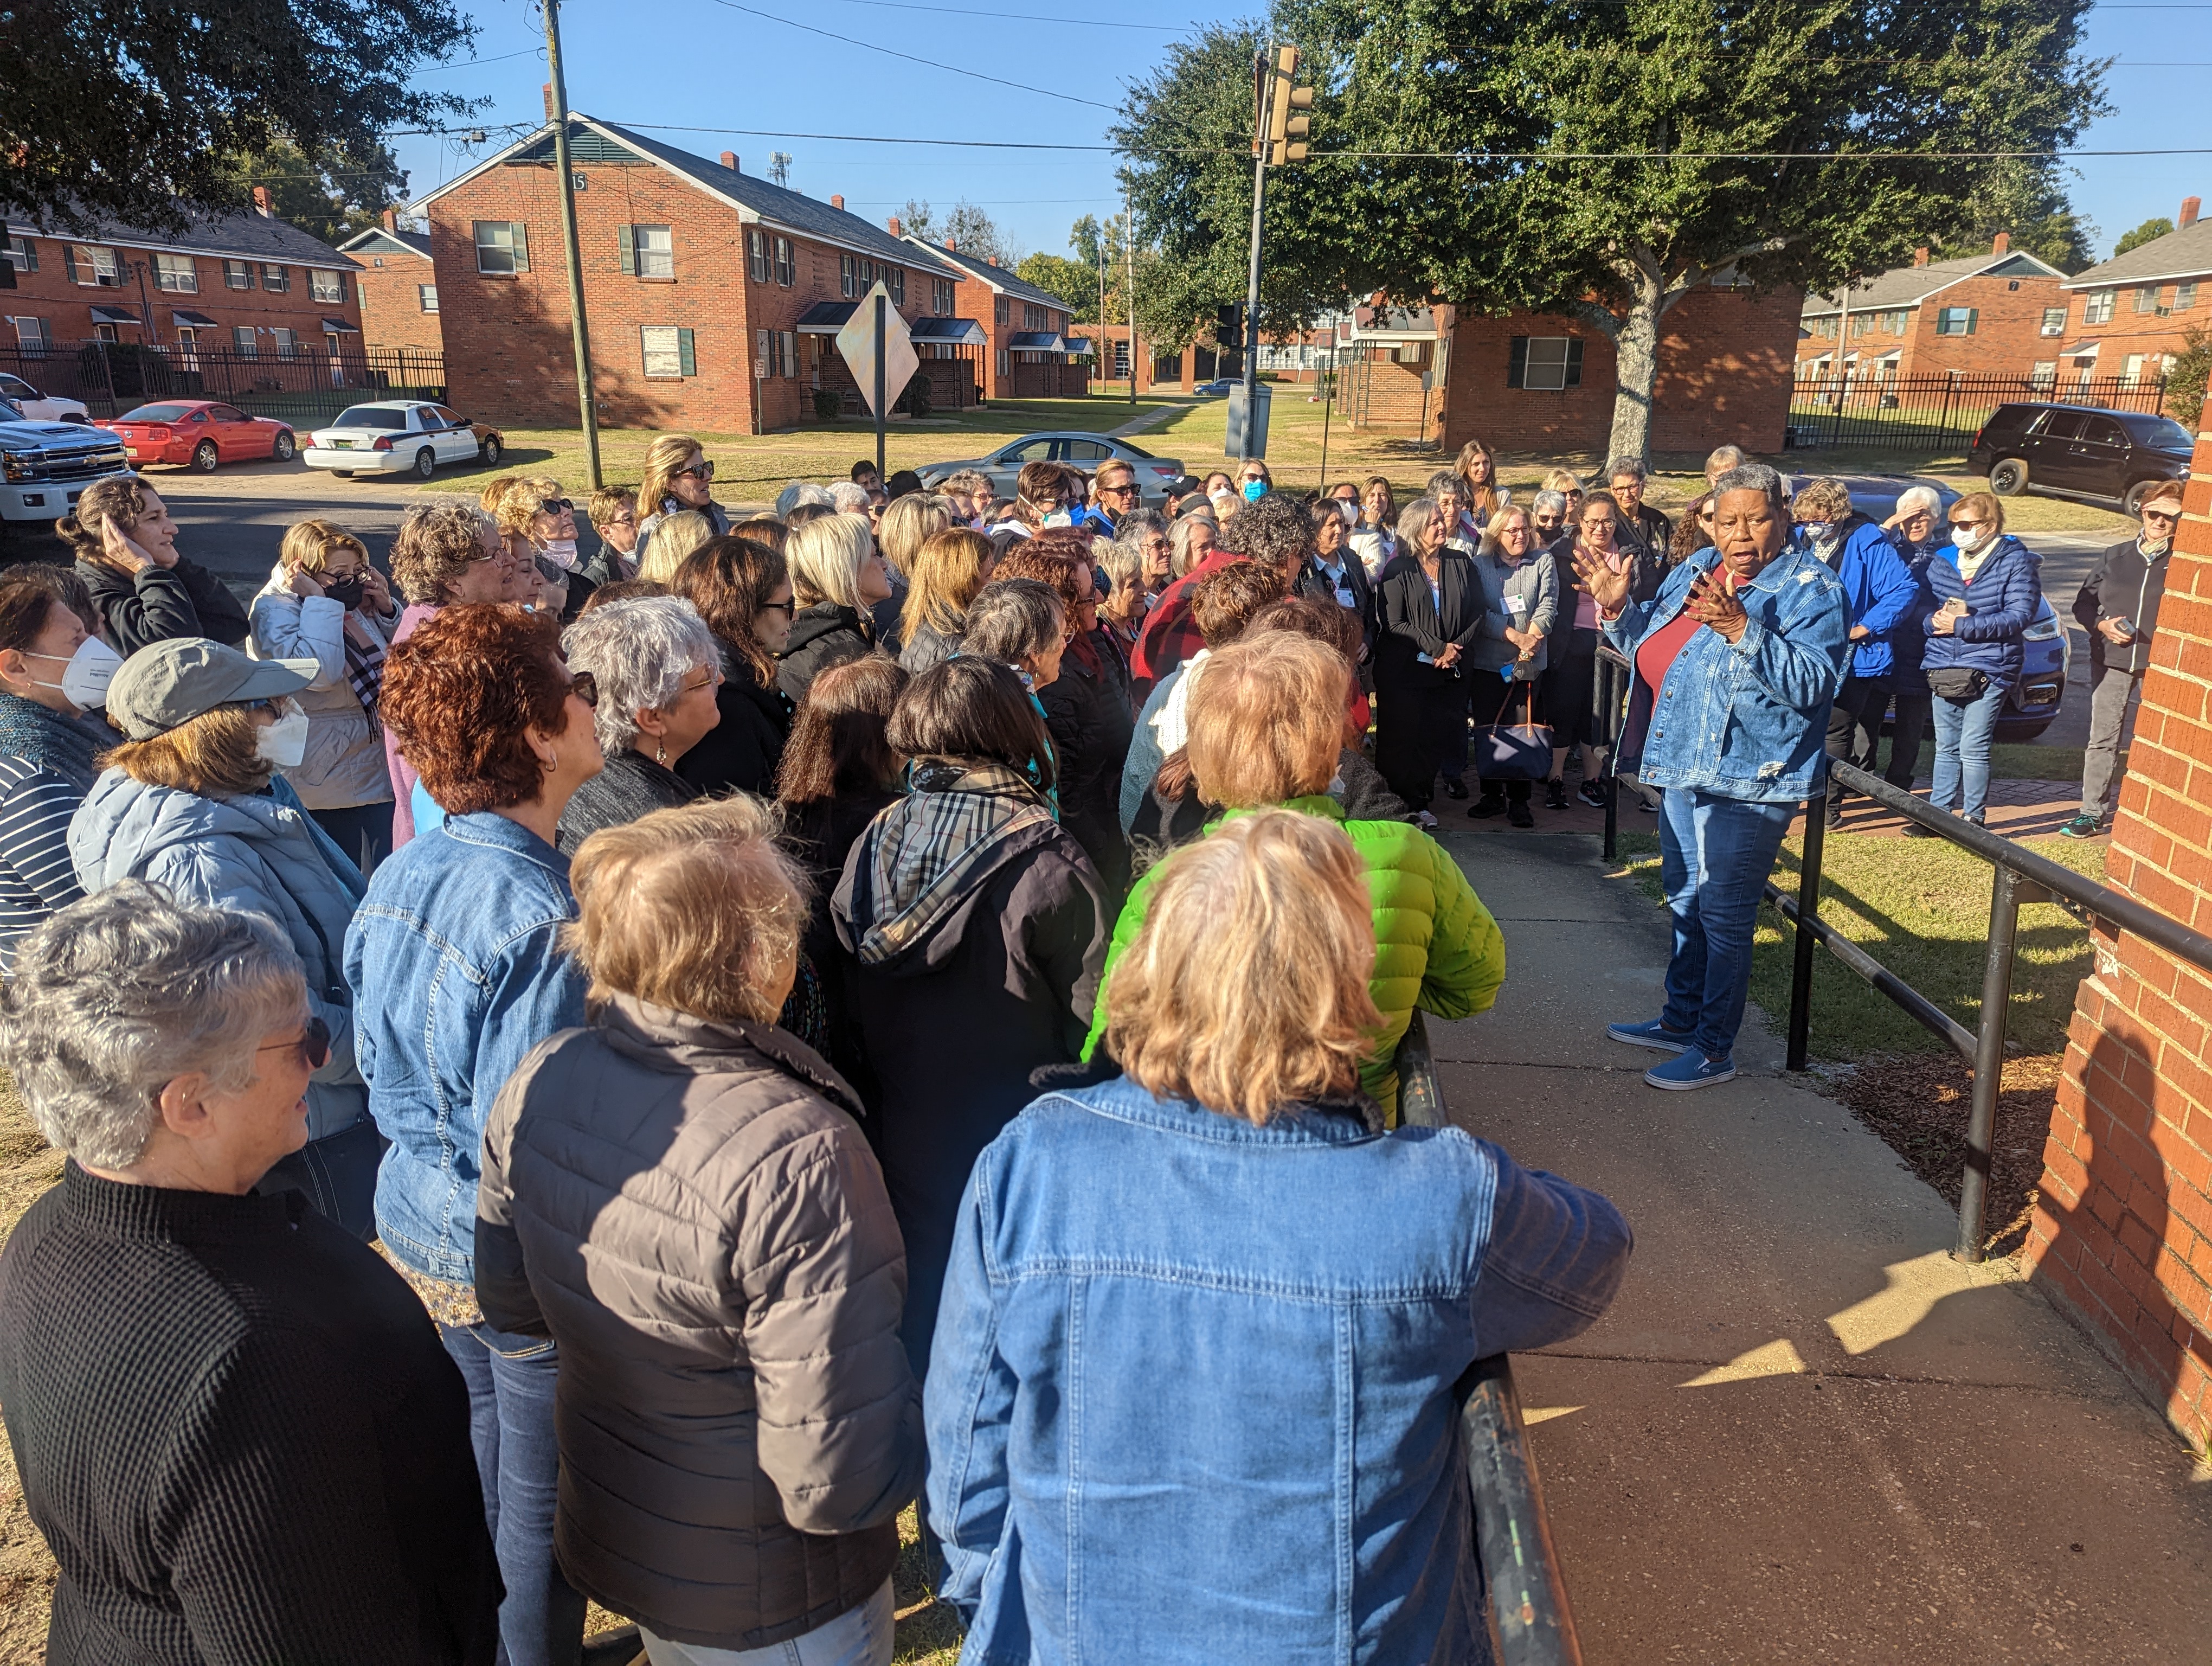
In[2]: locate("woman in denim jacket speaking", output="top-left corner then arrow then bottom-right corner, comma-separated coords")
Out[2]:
1577,463 -> 1850,1092
927,808 -> 1630,1665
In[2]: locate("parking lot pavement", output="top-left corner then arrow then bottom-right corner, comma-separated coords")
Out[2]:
2013,530 -> 2114,753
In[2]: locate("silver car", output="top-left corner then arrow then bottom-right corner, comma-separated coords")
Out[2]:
919,432 -> 1185,508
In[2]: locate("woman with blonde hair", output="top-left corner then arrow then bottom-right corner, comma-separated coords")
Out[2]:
249,518 -> 400,870
1455,436 -> 1510,534
1348,474 -> 1398,578
634,508 -> 716,586
59,475 -> 249,655
779,511 -> 892,705
929,806 -> 1626,1665
635,433 -> 728,545
898,526 -> 997,673
1084,630 -> 1502,1114
1373,495 -> 1489,823
873,491 -> 953,646
490,476 -> 594,619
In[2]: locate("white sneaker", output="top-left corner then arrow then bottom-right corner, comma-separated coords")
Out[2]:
1412,809 -> 1439,830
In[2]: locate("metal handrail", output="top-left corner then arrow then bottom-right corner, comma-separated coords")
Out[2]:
1394,1013 -> 1584,1666
1781,757 -> 2212,1259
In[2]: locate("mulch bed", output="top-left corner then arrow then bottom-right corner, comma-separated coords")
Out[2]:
1830,1051 -> 2063,1258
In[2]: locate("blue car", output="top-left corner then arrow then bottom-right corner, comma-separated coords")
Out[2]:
1192,377 -> 1236,397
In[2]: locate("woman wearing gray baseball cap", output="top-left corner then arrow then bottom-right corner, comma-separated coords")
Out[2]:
65,637 -> 382,1237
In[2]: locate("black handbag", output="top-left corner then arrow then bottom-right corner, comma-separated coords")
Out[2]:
1926,665 -> 1990,703
1470,680 -> 1554,781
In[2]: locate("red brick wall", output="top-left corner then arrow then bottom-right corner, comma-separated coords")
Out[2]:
431,163 -> 950,432
2053,277 -> 2211,379
2024,392 -> 2212,1446
351,254 -> 445,355
1441,284 -> 1800,458
1794,271 -> 2071,381
1,229 -> 362,353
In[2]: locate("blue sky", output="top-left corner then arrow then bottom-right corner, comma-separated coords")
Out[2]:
389,0 -> 2208,270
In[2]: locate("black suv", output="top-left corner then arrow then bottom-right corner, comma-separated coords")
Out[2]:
1968,402 -> 2192,515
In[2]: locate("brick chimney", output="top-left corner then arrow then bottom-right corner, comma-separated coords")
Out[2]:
1912,247 -> 1929,267
888,215 -> 902,238
2183,196 -> 2203,229
252,185 -> 272,217
382,208 -> 398,232
542,83 -> 556,121
719,151 -> 738,171
1992,231 -> 2010,254
944,236 -> 957,252
830,194 -> 844,212
988,254 -> 999,267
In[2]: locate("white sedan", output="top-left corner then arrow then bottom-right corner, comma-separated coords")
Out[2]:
0,372 -> 89,424
301,400 -> 504,480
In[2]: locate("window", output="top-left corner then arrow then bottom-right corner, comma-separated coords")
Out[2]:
4,237 -> 35,273
620,225 -> 674,279
2083,289 -> 2115,324
1849,313 -> 1873,338
66,245 -> 120,286
2040,307 -> 2067,336
2030,360 -> 2056,388
1508,335 -> 1582,390
774,237 -> 794,286
271,327 -> 297,359
1887,309 -> 1909,334
93,323 -> 118,344
1023,303 -> 1053,330
997,349 -> 1008,376
840,252 -> 857,298
2133,285 -> 2160,314
747,230 -> 769,283
994,296 -> 1009,326
931,277 -> 955,315
310,268 -> 345,303
640,324 -> 696,379
2080,415 -> 2127,448
233,326 -> 258,358
474,221 -> 530,275
886,266 -> 904,306
419,285 -> 439,313
261,264 -> 289,293
1934,306 -> 1978,335
149,253 -> 195,293
224,259 -> 254,290
2177,281 -> 2200,312
8,317 -> 49,350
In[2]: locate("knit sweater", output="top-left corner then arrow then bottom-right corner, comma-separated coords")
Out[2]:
0,1162 -> 501,1665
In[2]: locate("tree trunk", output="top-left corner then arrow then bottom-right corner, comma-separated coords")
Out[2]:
1606,267 -> 1666,467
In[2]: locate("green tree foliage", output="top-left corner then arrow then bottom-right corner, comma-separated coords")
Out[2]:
1,0 -> 475,235
1927,159 -> 2097,274
1019,253 -> 1103,318
220,139 -> 408,248
1122,1 -> 2107,461
1018,214 -> 1148,325
2166,324 -> 2212,426
2113,216 -> 2176,259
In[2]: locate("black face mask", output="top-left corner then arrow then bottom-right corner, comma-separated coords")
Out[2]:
320,574 -> 367,611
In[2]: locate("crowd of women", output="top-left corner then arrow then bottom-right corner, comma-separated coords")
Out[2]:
0,420 -> 2056,1664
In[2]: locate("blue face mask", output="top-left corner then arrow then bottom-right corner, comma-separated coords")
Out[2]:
1242,479 -> 1266,502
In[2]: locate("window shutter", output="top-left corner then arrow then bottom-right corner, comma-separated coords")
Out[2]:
678,328 -> 697,377
1507,336 -> 1528,388
512,224 -> 529,272
1966,309 -> 1979,336
1565,338 -> 1584,387
619,226 -> 635,274
62,245 -> 77,284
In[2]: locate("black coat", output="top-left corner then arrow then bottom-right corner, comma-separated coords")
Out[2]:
1038,632 -> 1135,899
2073,535 -> 2170,676
1374,550 -> 1491,689
678,646 -> 792,798
776,605 -> 874,707
784,787 -> 899,1099
555,748 -> 696,853
1295,553 -> 1379,659
78,555 -> 250,656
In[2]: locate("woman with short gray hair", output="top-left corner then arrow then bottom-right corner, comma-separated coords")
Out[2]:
0,883 -> 501,1663
964,578 -> 1068,694
555,596 -> 724,853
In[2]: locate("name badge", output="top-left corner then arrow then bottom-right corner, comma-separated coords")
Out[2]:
1506,595 -> 1527,614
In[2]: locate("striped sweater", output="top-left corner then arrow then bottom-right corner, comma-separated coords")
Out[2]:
0,754 -> 87,973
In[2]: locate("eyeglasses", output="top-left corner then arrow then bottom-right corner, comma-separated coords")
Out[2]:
258,1016 -> 332,1074
1099,480 -> 1139,496
761,595 -> 797,615
567,671 -> 598,708
674,460 -> 715,481
605,511 -> 638,529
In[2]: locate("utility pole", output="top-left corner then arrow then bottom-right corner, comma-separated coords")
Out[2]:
1125,182 -> 1137,406
1238,44 -> 1312,461
542,0 -> 602,488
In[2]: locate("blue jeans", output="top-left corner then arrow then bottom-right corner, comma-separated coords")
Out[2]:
640,1578 -> 894,1665
441,1321 -> 586,1666
1928,682 -> 2009,823
1658,787 -> 1795,1061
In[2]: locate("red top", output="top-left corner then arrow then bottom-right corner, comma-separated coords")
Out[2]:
1130,547 -> 1243,699
1634,610 -> 1704,704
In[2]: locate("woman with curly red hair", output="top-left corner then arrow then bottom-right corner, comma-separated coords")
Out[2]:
342,602 -> 603,1666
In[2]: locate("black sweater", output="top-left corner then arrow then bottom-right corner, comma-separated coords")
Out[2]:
76,555 -> 252,656
0,1162 -> 500,1665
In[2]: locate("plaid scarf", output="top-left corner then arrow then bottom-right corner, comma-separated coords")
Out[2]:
846,761 -> 1055,967
344,625 -> 387,721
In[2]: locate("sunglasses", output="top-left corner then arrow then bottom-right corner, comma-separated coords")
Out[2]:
761,596 -> 796,615
674,461 -> 715,481
1099,479 -> 1139,495
538,498 -> 574,516
259,1015 -> 332,1073
568,671 -> 599,708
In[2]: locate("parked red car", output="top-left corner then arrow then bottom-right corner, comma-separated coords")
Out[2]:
98,401 -> 298,472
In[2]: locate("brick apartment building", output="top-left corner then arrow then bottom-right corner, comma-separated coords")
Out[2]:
2054,196 -> 2210,390
901,236 -> 1086,401
338,214 -> 443,356
410,112 -> 970,432
1796,238 -> 2070,383
1,194 -> 363,365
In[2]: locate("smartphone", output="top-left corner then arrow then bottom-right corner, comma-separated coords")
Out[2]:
2106,616 -> 2136,636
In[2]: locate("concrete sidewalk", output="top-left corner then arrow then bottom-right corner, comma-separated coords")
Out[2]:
1432,830 -> 2212,1663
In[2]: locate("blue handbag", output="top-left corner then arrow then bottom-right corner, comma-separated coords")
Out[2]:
1470,681 -> 1553,781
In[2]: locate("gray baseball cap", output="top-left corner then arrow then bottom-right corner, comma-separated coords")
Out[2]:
106,638 -> 320,741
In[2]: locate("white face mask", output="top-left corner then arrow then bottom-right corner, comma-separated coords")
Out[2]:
538,537 -> 581,571
25,637 -> 124,709
255,708 -> 311,770
1954,524 -> 1995,555
1040,510 -> 1073,529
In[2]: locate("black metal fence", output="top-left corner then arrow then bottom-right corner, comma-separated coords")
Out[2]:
0,343 -> 447,428
1785,371 -> 2173,455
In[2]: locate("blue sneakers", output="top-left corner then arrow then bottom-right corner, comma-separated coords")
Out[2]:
1607,1017 -> 1694,1053
1644,1050 -> 1737,1091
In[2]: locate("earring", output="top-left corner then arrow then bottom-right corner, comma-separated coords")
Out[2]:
655,741 -> 668,764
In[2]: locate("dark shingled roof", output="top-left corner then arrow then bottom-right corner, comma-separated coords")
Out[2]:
338,226 -> 433,261
2064,219 -> 2212,290
907,238 -> 1069,311
2,204 -> 359,269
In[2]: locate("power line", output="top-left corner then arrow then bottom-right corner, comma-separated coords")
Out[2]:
416,45 -> 544,73
811,0 -> 1186,29
700,0 -> 1118,110
565,120 -> 1118,149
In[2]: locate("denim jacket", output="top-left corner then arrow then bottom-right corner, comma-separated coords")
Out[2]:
342,811 -> 587,1281
1605,546 -> 1849,803
925,1076 -> 1631,1665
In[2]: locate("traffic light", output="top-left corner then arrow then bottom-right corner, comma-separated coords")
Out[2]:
1265,46 -> 1314,167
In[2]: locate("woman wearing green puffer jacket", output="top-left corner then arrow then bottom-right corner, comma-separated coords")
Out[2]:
1082,632 -> 1504,1116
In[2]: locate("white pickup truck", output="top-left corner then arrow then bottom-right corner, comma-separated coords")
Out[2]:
0,396 -> 133,524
